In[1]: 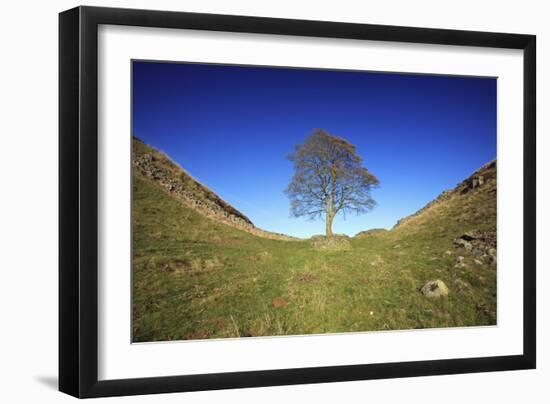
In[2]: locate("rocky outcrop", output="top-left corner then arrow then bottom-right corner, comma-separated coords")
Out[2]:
453,230 -> 497,266
133,138 -> 297,241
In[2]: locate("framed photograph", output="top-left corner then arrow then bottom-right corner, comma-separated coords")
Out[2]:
59,6 -> 536,398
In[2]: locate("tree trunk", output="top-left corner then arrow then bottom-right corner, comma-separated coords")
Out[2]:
325,214 -> 333,237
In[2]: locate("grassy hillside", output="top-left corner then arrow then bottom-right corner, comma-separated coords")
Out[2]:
132,141 -> 497,342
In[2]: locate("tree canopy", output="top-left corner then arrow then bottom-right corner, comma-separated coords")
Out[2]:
285,129 -> 379,236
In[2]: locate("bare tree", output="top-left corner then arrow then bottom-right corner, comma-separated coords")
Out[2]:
285,129 -> 379,237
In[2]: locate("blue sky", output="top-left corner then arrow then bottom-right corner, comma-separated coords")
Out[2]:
132,61 -> 496,238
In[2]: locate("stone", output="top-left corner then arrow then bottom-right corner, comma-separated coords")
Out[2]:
472,248 -> 485,256
444,250 -> 453,256
421,280 -> 449,298
454,238 -> 472,250
456,256 -> 464,263
471,175 -> 484,189
474,259 -> 483,266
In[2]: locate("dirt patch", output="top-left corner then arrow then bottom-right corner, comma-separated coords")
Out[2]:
298,271 -> 316,283
272,297 -> 288,308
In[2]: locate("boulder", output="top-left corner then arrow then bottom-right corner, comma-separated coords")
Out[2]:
421,280 -> 449,298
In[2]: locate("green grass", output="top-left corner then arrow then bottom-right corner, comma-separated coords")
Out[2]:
132,171 -> 496,342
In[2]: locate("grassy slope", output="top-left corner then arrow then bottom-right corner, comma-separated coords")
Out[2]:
133,161 -> 496,342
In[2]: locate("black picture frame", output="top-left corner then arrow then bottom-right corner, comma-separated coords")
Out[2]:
59,5 -> 536,398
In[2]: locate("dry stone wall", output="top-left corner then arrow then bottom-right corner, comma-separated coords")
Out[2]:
133,141 -> 297,241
